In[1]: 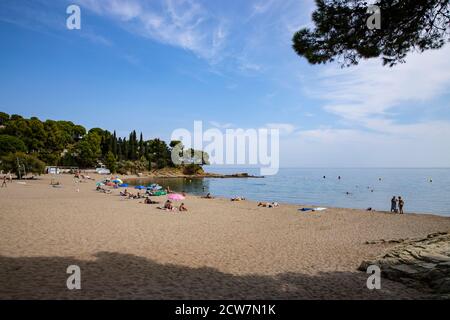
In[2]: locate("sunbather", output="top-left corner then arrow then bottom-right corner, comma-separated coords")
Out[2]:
120,189 -> 130,197
144,197 -> 159,204
157,200 -> 176,211
258,202 -> 279,208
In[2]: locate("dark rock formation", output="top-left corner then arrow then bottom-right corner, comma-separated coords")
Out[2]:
359,232 -> 450,299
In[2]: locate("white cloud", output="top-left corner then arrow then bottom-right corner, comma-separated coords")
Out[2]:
282,45 -> 450,167
313,46 -> 450,127
280,120 -> 450,167
265,123 -> 296,135
251,0 -> 277,16
77,0 -> 227,61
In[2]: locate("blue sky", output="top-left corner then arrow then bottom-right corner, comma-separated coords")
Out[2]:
1,0 -> 450,167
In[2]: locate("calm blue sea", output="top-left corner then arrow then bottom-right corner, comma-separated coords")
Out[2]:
129,168 -> 450,216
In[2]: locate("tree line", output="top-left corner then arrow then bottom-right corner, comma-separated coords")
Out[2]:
0,112 -> 208,177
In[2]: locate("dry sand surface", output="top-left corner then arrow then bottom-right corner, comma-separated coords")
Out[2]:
1,174 -> 450,299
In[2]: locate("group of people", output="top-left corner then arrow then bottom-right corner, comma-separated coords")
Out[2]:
258,202 -> 279,208
74,171 -> 94,181
116,187 -> 189,212
157,199 -> 188,212
96,185 -> 111,194
119,189 -> 143,199
390,196 -> 405,214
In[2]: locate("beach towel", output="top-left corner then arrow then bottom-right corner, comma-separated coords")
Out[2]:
298,207 -> 327,212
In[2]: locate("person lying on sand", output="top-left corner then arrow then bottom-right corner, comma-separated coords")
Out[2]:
179,203 -> 188,212
258,202 -> 279,208
201,193 -> 214,199
128,192 -> 142,199
231,197 -> 245,201
96,186 -> 111,194
144,197 -> 159,204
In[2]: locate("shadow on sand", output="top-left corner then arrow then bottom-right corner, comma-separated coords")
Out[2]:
0,252 -> 428,299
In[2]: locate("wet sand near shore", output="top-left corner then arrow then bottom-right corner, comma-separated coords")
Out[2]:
1,174 -> 450,299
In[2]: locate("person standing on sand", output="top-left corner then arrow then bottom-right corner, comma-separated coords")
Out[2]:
390,196 -> 398,213
1,176 -> 7,188
398,196 -> 404,214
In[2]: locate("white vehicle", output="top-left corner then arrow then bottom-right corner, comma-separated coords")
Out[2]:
47,167 -> 60,175
96,165 -> 110,175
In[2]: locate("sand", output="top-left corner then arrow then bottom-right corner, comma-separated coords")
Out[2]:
1,174 -> 450,300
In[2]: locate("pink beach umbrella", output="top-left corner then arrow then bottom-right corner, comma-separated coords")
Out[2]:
168,193 -> 185,201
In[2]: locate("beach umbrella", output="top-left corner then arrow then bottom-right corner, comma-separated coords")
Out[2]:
118,183 -> 128,188
168,193 -> 185,201
112,178 -> 123,184
96,182 -> 105,187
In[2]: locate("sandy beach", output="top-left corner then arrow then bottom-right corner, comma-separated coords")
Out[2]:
1,174 -> 450,300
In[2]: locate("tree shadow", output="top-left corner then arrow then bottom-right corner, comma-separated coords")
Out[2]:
0,252 -> 430,300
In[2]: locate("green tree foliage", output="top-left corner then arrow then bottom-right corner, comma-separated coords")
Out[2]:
0,135 -> 27,155
146,139 -> 171,169
183,148 -> 210,165
105,151 -> 117,174
0,111 -> 210,173
139,132 -> 145,158
0,152 -> 45,177
0,112 -> 9,126
182,163 -> 205,175
292,0 -> 450,67
72,132 -> 102,168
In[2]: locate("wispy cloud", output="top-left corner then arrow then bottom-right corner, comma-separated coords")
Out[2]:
285,45 -> 450,167
76,0 -> 228,62
312,46 -> 450,129
251,0 -> 277,16
80,32 -> 113,46
265,123 -> 296,135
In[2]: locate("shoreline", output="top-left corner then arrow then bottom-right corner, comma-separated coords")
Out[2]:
15,174 -> 448,217
1,174 -> 450,299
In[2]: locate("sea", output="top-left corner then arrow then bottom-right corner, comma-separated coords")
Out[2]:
127,168 -> 450,216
